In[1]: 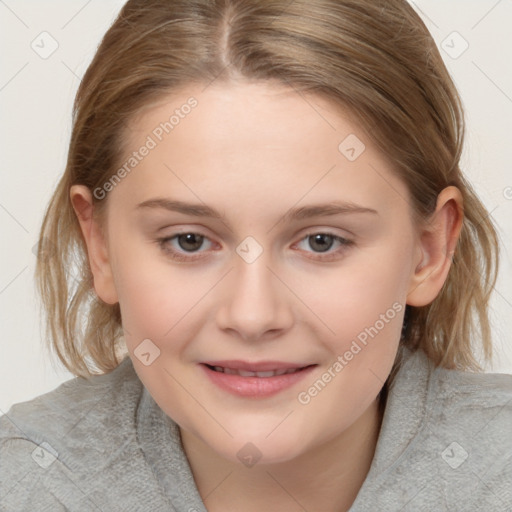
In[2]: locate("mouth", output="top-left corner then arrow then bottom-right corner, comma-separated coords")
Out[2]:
204,364 -> 310,377
200,361 -> 317,397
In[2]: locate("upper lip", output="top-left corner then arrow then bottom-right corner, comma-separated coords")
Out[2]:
202,360 -> 312,372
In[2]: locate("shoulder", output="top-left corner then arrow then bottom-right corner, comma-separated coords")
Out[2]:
0,356 -> 143,510
430,357 -> 512,432
394,346 -> 512,426
0,356 -> 141,458
356,348 -> 512,510
410,350 -> 512,508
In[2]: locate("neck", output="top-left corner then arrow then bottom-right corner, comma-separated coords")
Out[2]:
180,396 -> 384,512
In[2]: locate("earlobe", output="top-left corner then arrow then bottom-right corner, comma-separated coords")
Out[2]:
407,186 -> 463,307
70,185 -> 119,305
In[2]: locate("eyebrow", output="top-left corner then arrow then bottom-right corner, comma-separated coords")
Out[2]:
135,198 -> 378,223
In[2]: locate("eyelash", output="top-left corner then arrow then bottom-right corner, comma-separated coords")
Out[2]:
155,231 -> 354,262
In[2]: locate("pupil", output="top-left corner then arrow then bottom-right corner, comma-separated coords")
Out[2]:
178,233 -> 203,251
310,234 -> 333,252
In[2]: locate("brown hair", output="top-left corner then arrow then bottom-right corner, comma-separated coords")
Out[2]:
35,0 -> 499,379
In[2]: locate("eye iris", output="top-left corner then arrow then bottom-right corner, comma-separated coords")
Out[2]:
309,234 -> 334,252
178,233 -> 203,251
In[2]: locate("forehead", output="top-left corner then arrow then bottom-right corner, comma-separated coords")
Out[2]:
113,81 -> 412,221
126,80 -> 349,151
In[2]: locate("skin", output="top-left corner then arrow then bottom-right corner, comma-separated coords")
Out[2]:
70,80 -> 463,511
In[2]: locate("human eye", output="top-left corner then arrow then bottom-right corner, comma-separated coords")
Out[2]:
156,231 -> 216,262
155,230 -> 353,263
293,231 -> 354,261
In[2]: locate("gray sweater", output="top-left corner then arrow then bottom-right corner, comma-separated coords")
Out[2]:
1,347 -> 511,511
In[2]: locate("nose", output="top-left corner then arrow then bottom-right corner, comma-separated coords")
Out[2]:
215,250 -> 294,342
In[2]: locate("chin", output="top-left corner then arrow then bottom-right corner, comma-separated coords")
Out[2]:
207,425 -> 310,467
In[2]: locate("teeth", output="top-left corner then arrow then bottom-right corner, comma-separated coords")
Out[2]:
238,369 -> 258,377
210,366 -> 302,377
255,371 -> 276,378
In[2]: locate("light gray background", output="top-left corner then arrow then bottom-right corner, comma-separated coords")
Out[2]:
1,0 -> 511,414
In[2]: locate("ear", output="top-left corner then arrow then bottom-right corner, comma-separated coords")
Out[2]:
407,186 -> 464,307
70,185 -> 119,305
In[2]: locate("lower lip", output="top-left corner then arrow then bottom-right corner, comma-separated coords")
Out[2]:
200,364 -> 316,398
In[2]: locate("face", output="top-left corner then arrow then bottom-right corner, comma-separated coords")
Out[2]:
94,81 -> 422,464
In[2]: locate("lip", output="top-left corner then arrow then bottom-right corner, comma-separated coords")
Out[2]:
200,361 -> 316,398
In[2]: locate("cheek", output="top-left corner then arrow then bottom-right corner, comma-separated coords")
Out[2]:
301,245 -> 410,349
295,255 -> 407,435
112,244 -> 200,347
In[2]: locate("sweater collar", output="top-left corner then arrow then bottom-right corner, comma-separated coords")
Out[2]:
350,346 -> 435,505
136,380 -> 208,512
